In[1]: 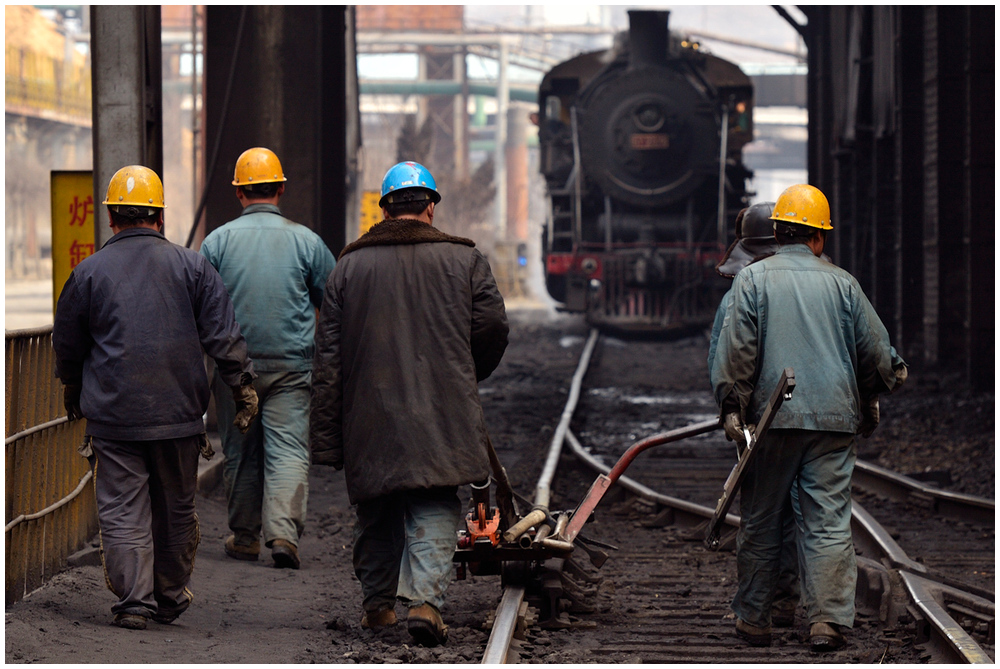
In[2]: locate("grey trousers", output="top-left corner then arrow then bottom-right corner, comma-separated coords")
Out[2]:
91,436 -> 201,619
213,369 -> 311,548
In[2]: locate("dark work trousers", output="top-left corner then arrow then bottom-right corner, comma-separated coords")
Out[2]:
352,487 -> 462,614
91,436 -> 201,619
733,429 -> 856,629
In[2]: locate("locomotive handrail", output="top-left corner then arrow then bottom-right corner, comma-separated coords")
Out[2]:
715,104 -> 729,247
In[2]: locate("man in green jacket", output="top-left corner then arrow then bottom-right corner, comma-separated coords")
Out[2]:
201,147 -> 336,569
712,184 -> 906,652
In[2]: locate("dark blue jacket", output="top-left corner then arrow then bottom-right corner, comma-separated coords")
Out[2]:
53,227 -> 255,440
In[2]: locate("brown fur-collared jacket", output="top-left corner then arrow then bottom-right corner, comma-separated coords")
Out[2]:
309,218 -> 509,504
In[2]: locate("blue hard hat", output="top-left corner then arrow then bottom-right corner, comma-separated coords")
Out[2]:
379,161 -> 441,208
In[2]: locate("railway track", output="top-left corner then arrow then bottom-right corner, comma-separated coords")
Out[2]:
480,329 -> 995,664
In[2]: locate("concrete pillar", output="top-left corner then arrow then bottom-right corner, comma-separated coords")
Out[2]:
506,103 -> 529,241
453,49 -> 468,181
90,6 -> 163,247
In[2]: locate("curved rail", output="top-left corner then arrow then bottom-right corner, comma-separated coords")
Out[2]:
569,439 -> 995,662
534,328 -> 599,510
853,459 -> 994,526
567,424 -> 995,663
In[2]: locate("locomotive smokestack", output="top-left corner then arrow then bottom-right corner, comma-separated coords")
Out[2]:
628,10 -> 670,68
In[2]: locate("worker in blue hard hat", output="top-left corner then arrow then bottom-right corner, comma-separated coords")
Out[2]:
310,161 -> 509,647
377,160 -> 442,208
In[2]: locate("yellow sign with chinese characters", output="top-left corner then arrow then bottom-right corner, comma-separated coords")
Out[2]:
359,190 -> 381,237
51,171 -> 95,313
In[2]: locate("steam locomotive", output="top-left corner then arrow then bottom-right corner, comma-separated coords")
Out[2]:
538,10 -> 754,334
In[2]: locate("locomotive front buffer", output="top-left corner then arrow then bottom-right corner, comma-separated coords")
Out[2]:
453,371 -> 795,629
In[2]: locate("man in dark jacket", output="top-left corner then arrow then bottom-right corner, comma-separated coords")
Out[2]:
53,165 -> 259,631
310,161 -> 509,647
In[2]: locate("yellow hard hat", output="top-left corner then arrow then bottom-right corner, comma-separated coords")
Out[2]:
770,184 -> 832,230
102,165 -> 165,209
232,147 -> 287,186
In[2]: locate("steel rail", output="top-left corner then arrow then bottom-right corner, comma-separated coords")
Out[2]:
566,425 -> 995,662
481,586 -> 526,664
534,328 -> 599,510
480,328 -> 600,663
898,572 -> 995,664
853,459 -> 995,526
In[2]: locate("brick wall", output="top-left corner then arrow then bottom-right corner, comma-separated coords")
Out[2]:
356,5 -> 463,32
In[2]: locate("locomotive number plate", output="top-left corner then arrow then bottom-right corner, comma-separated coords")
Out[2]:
630,133 -> 670,150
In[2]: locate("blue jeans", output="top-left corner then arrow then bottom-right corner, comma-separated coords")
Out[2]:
352,487 -> 463,613
213,369 -> 311,547
733,429 -> 856,628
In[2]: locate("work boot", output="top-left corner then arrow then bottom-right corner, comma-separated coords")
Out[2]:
361,607 -> 398,630
771,601 -> 796,628
407,603 -> 448,647
735,618 -> 772,647
271,539 -> 300,569
113,613 -> 148,630
224,535 -> 260,561
810,622 -> 846,652
152,600 -> 190,625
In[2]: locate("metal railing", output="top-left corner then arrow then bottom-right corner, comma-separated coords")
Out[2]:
5,326 -> 97,605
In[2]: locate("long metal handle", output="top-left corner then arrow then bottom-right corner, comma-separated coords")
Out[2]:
562,418 -> 721,543
704,368 -> 796,550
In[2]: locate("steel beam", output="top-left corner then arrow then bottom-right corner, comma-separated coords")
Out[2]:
89,6 -> 163,247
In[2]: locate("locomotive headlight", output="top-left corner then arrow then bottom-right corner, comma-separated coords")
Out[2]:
580,257 -> 599,274
589,279 -> 602,294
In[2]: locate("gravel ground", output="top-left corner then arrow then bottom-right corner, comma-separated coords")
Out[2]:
4,305 -> 993,664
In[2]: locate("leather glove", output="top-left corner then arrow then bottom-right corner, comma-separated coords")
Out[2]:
231,383 -> 259,434
859,396 -> 880,437
64,383 -> 84,421
893,365 -> 908,391
197,433 -> 215,461
312,446 -> 343,470
723,412 -> 753,451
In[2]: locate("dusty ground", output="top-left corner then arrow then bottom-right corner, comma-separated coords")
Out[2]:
5,305 -> 994,663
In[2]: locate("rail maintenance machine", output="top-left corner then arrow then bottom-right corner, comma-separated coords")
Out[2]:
452,370 -> 796,628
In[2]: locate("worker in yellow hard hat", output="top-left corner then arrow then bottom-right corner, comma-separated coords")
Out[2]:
711,184 -> 907,652
200,147 -> 336,570
53,164 -> 258,630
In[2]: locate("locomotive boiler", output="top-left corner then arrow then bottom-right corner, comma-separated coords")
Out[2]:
538,10 -> 754,333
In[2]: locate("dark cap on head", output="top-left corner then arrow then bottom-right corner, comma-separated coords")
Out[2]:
716,202 -> 778,278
